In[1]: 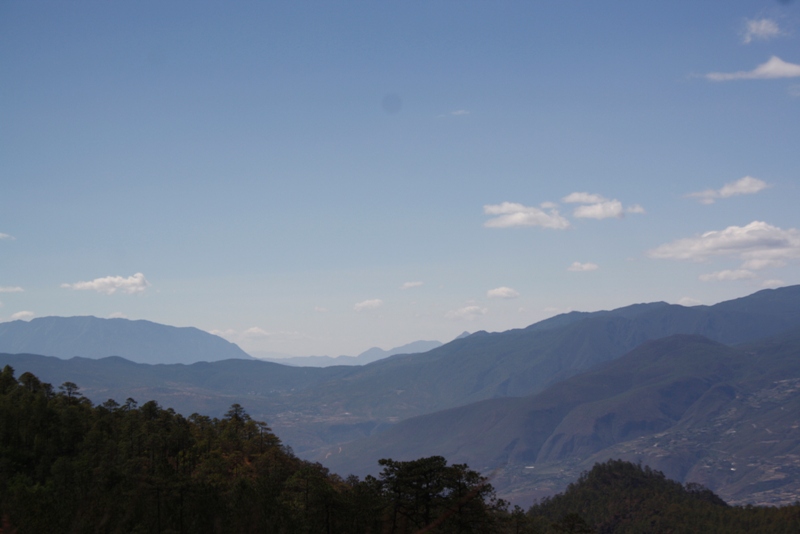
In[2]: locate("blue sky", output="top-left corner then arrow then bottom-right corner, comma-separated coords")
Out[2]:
2,1 -> 799,357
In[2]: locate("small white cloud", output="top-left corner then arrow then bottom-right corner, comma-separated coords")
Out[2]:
573,200 -> 624,219
647,221 -> 800,268
678,297 -> 702,306
626,204 -> 646,214
699,269 -> 756,282
741,258 -> 786,270
487,286 -> 519,299
401,281 -> 424,290
567,261 -> 599,272
0,286 -> 24,293
688,176 -> 769,204
61,272 -> 150,295
451,110 -> 470,116
762,279 -> 785,288
354,299 -> 383,311
483,202 -> 570,229
706,56 -> 800,81
742,18 -> 781,44
540,201 -> 559,209
108,312 -> 127,319
445,305 -> 487,321
243,327 -> 271,338
11,311 -> 34,321
0,233 -> 15,240
314,306 -> 328,313
562,192 -> 608,204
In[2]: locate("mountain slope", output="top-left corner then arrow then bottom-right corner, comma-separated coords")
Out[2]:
0,316 -> 252,364
318,329 -> 800,506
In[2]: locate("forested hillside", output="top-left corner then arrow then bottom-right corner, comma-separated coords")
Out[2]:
0,367 -> 505,533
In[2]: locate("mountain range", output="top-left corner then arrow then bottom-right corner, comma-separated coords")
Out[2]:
2,285 -> 800,505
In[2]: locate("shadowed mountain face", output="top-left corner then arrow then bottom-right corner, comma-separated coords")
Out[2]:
318,329 -> 800,506
0,316 -> 252,364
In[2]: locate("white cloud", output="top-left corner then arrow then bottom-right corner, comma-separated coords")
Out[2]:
648,221 -> 800,270
0,233 -> 14,240
243,327 -> 271,338
540,201 -> 559,209
445,305 -> 487,321
688,176 -> 769,204
678,297 -> 702,306
762,279 -> 785,288
451,110 -> 470,116
11,311 -> 34,321
401,281 -> 424,290
483,202 -> 570,229
108,312 -> 127,319
706,56 -> 800,81
562,192 -> 641,220
0,286 -> 24,293
487,286 -> 519,299
563,192 -> 608,204
699,269 -> 756,282
568,261 -> 599,272
573,200 -> 624,219
314,306 -> 328,313
742,18 -> 781,44
626,204 -> 646,214
354,299 -> 383,311
61,272 -> 150,295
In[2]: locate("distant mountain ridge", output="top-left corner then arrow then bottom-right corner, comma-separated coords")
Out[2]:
0,316 -> 253,364
254,339 -> 444,367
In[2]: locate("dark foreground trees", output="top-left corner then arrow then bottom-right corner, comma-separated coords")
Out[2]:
0,367 -> 505,533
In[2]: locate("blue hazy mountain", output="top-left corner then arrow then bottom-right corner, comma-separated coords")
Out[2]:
0,316 -> 252,364
254,339 -> 444,367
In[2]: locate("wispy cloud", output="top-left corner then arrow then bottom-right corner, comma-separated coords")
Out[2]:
698,269 -> 756,282
742,18 -> 781,44
445,305 -> 487,321
762,279 -> 785,288
0,287 -> 24,293
11,311 -> 34,321
648,221 -> 800,273
0,233 -> 15,241
108,312 -> 127,319
687,176 -> 769,204
314,306 -> 328,313
401,281 -> 423,290
562,192 -> 643,220
354,299 -> 383,311
562,192 -> 607,204
61,273 -> 150,295
487,286 -> 519,299
451,110 -> 470,116
567,261 -> 599,272
483,202 -> 570,229
678,297 -> 702,306
706,56 -> 800,81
